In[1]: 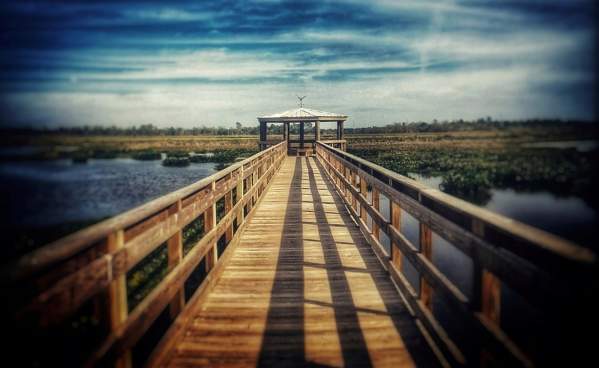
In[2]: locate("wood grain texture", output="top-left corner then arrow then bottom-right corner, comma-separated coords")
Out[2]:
157,157 -> 438,368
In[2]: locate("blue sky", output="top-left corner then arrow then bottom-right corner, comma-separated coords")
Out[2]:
0,0 -> 596,128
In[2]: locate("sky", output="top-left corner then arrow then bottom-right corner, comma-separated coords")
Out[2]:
0,0 -> 597,128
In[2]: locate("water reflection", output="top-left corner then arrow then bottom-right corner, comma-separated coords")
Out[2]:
0,158 -> 217,227
521,140 -> 599,152
408,173 -> 597,249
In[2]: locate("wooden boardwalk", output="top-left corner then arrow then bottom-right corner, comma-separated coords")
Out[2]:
156,157 -> 438,367
9,141 -> 596,367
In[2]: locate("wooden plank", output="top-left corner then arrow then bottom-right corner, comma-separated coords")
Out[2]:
155,156 -> 438,368
147,156 -> 279,368
86,148 -> 288,367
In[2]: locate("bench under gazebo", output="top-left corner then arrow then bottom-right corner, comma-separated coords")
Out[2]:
257,106 -> 348,155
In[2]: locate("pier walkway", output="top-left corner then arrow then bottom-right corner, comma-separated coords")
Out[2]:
5,140 -> 596,368
155,156 -> 437,367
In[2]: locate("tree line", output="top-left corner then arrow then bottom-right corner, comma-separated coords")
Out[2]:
1,118 -> 595,136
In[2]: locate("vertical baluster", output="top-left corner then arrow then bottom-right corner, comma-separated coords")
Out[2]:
251,163 -> 256,206
372,188 -> 380,239
237,167 -> 245,227
106,229 -> 131,368
420,223 -> 433,309
481,270 -> 501,324
390,201 -> 402,270
341,165 -> 347,197
225,188 -> 233,242
359,176 -> 368,223
205,182 -> 217,270
350,170 -> 357,210
344,167 -> 352,203
167,199 -> 184,318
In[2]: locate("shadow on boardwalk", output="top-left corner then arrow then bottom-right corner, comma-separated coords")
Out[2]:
257,157 -> 439,367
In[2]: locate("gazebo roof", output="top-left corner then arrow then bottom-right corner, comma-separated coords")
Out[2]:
258,107 -> 348,122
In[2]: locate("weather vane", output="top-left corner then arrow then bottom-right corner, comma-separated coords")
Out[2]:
297,95 -> 306,108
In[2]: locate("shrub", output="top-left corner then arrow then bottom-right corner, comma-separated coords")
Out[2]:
162,157 -> 190,167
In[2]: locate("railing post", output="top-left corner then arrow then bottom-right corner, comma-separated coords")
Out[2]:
350,170 -> 357,210
225,187 -> 233,243
167,200 -> 184,318
481,270 -> 501,324
359,176 -> 368,223
344,167 -> 352,203
205,182 -> 218,270
341,166 -> 347,197
420,223 -> 433,309
372,188 -> 380,239
106,229 -> 132,368
237,166 -> 245,227
252,162 -> 258,205
390,201 -> 402,270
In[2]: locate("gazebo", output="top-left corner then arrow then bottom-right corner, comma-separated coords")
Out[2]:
257,107 -> 348,155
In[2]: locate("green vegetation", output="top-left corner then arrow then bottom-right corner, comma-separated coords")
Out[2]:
131,150 -> 162,160
71,154 -> 88,164
190,148 -> 258,163
348,128 -> 599,208
162,156 -> 190,167
166,151 -> 190,158
183,216 -> 205,255
126,243 -> 168,311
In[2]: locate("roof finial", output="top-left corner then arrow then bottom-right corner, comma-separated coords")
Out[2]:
297,95 -> 306,108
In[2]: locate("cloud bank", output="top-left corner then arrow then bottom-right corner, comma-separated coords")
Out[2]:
0,0 -> 596,127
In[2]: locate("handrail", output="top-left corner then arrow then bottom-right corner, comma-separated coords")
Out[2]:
4,141 -> 288,367
319,139 -> 346,150
3,143 -> 284,281
315,140 -> 597,367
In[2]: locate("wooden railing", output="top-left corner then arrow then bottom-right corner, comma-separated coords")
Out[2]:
319,139 -> 346,151
3,141 -> 287,367
315,141 -> 597,367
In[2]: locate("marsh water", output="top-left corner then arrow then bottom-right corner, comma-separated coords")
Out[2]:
0,158 -> 217,257
1,153 -> 595,248
408,173 -> 597,249
369,170 -> 597,358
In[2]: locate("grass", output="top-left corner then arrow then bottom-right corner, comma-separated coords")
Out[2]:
347,128 -> 599,208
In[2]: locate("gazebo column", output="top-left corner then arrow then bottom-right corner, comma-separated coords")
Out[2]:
259,121 -> 267,150
315,120 -> 320,141
299,121 -> 305,148
282,122 -> 287,140
336,120 -> 344,140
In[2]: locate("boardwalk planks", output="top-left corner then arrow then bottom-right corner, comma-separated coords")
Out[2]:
154,157 -> 438,368
3,139 -> 597,368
